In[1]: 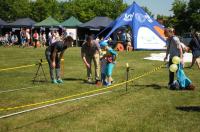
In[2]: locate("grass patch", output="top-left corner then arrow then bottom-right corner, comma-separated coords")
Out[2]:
0,47 -> 199,132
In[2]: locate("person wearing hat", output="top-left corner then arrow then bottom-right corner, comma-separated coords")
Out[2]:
81,36 -> 101,83
99,40 -> 117,86
45,36 -> 74,84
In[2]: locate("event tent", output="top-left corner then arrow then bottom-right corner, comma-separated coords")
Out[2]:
60,16 -> 82,27
79,16 -> 112,30
35,16 -> 60,27
103,2 -> 166,50
7,18 -> 36,27
0,18 -> 7,27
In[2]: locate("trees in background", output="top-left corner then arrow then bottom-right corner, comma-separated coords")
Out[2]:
0,0 -> 199,34
159,0 -> 200,34
0,0 -> 127,22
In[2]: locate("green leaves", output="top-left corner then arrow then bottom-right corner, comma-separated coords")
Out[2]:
169,0 -> 200,33
0,0 -> 127,23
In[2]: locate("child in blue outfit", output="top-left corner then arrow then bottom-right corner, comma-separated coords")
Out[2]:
99,41 -> 117,86
100,51 -> 107,85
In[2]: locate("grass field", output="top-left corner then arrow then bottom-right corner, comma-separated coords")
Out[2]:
0,47 -> 199,132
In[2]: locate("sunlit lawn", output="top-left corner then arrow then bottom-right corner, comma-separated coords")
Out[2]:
0,46 -> 199,132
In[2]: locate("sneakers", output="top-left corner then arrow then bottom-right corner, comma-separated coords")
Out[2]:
51,79 -> 63,84
105,82 -> 112,86
168,83 -> 176,90
87,78 -> 92,83
51,79 -> 58,84
57,79 -> 63,83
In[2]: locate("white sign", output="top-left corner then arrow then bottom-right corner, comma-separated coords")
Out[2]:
123,13 -> 153,23
137,27 -> 166,49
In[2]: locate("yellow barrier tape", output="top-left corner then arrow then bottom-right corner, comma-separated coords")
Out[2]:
0,62 -> 48,72
0,64 -> 165,112
0,59 -> 65,72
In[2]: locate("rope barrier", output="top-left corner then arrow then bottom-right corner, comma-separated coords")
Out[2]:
0,91 -> 111,119
0,62 -> 48,72
0,58 -> 66,72
0,63 -> 165,112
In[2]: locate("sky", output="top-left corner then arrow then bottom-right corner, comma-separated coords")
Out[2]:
124,0 -> 189,16
58,0 -> 189,16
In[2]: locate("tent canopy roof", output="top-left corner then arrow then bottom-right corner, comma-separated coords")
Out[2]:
35,16 -> 60,27
7,18 -> 36,27
0,18 -> 7,26
60,16 -> 82,27
103,2 -> 166,50
79,16 -> 112,29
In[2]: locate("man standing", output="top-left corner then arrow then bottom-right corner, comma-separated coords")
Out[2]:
81,36 -> 100,83
164,28 -> 183,89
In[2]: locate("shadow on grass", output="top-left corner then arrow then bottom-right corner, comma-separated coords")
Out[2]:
63,78 -> 97,85
31,80 -> 48,83
176,106 -> 200,112
62,77 -> 85,81
129,84 -> 167,90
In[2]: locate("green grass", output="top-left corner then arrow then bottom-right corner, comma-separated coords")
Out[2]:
0,47 -> 199,132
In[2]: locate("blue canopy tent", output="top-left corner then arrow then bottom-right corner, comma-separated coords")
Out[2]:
100,2 -> 166,50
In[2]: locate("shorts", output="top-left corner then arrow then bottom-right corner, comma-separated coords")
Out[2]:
192,50 -> 200,58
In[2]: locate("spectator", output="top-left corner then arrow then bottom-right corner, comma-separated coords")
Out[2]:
20,29 -> 26,47
11,32 -> 18,46
120,29 -> 126,47
164,28 -> 184,90
126,30 -> 133,51
48,31 -> 53,46
26,29 -> 30,47
33,30 -> 39,48
187,30 -> 200,69
81,36 -> 100,83
41,32 -> 46,47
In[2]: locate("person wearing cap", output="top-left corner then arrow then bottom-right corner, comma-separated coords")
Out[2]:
99,40 -> 117,86
164,28 -> 184,89
45,36 -> 74,84
81,36 -> 100,83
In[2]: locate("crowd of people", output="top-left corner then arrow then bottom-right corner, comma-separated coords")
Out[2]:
0,28 -> 72,48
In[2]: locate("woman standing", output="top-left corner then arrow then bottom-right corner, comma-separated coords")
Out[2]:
45,36 -> 73,84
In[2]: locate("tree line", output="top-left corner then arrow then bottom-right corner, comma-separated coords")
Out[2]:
0,0 -> 199,34
158,0 -> 200,34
